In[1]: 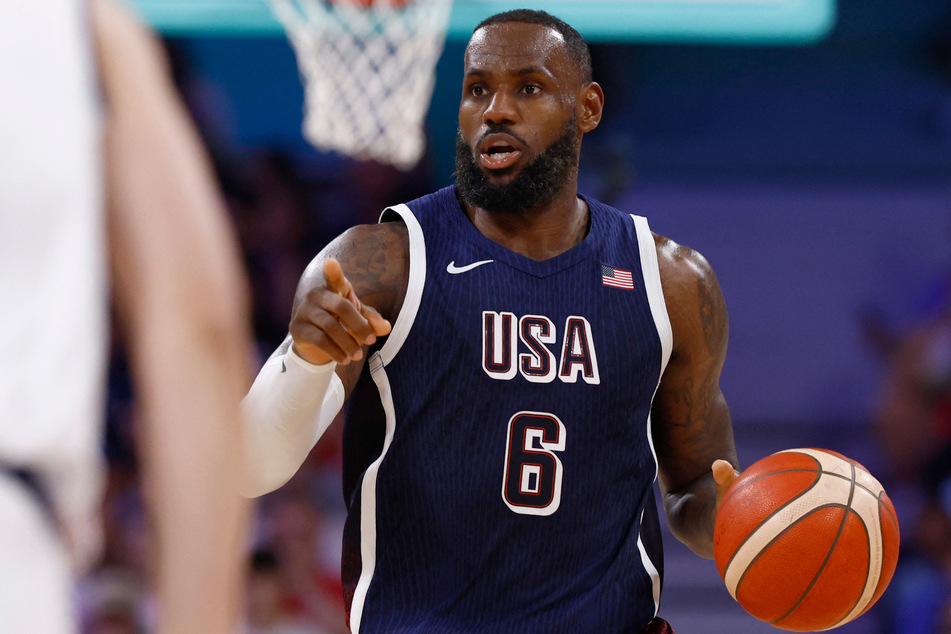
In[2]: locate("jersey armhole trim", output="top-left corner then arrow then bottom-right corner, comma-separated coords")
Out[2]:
631,215 -> 672,375
631,214 -> 672,488
378,204 -> 426,366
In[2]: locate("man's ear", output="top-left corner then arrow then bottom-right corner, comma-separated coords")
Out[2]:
578,82 -> 604,133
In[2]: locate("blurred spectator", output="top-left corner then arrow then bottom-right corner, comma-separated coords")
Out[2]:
875,309 -> 951,484
243,549 -> 313,634
252,488 -> 349,634
77,568 -> 148,634
920,448 -> 951,633
77,434 -> 154,633
880,446 -> 951,634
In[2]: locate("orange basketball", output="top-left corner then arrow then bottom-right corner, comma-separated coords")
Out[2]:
713,448 -> 900,631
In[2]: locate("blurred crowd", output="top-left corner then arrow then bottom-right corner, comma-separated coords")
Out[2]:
869,267 -> 951,634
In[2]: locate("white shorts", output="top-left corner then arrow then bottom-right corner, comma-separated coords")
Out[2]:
0,475 -> 76,633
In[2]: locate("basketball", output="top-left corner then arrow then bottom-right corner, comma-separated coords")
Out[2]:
713,448 -> 900,631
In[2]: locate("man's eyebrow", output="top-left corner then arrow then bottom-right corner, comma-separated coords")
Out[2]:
464,66 -> 552,79
514,66 -> 548,76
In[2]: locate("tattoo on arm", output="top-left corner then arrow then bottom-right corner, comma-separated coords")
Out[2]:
653,242 -> 734,488
698,273 -> 728,358
655,373 -> 725,462
328,223 -> 408,319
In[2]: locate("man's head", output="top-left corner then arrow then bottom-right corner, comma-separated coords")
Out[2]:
454,10 -> 603,215
474,10 -> 593,84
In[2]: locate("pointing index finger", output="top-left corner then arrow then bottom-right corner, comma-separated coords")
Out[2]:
322,256 -> 391,338
323,258 -> 357,305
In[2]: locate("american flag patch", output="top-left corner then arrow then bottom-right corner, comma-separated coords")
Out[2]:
602,265 -> 635,290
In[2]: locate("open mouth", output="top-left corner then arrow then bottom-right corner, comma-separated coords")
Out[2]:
480,138 -> 523,170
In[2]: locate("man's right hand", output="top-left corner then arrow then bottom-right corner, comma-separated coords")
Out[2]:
288,258 -> 392,366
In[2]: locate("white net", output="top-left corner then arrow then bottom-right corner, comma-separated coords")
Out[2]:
269,0 -> 453,170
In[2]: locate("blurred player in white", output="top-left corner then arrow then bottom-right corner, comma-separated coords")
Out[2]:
0,0 -> 253,631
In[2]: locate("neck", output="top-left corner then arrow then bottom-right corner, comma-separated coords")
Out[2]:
460,187 -> 590,261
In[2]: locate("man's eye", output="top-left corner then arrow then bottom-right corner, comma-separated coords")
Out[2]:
524,85 -> 540,94
470,85 -> 485,97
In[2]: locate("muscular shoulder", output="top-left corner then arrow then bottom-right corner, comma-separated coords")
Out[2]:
653,233 -> 728,361
296,222 -> 409,322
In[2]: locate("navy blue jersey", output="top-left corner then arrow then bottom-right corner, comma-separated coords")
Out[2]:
342,186 -> 673,633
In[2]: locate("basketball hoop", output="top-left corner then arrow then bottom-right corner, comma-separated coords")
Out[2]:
269,0 -> 453,170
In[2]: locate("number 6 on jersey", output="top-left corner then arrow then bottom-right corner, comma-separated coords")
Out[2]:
502,411 -> 566,516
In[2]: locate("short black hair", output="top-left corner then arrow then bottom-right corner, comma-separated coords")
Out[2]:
473,9 -> 593,83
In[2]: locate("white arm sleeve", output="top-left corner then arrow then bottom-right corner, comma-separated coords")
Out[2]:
240,345 -> 344,497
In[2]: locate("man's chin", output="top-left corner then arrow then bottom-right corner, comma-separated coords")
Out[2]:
479,165 -> 520,185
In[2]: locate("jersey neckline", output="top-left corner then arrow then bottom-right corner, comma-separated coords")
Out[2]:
440,186 -> 603,279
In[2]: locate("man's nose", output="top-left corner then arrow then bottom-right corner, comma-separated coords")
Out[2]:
483,90 -> 518,126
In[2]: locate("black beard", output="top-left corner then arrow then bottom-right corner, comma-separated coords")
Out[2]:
453,120 -> 579,215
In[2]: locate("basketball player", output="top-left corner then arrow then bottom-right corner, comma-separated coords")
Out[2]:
1,0 -> 252,631
243,9 -> 739,632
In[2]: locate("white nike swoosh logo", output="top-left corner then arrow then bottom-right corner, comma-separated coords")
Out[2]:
446,259 -> 494,274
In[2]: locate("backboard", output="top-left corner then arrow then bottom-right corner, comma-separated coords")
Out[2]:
130,0 -> 835,43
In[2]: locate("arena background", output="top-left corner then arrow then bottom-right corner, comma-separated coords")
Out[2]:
86,1 -> 951,632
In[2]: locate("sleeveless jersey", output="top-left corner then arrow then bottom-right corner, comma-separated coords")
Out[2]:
343,186 -> 673,633
0,0 -> 107,549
